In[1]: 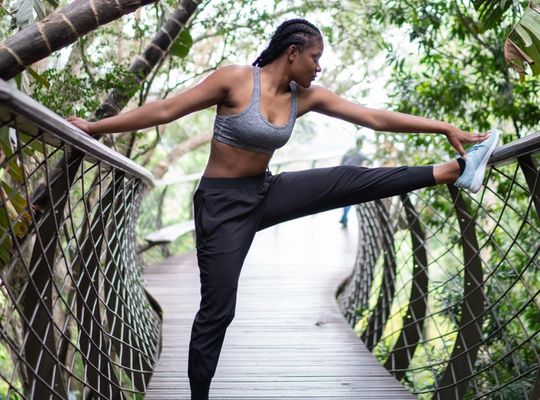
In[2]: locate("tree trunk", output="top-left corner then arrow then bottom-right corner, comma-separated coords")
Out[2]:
152,130 -> 212,179
96,0 -> 202,119
0,0 -> 160,80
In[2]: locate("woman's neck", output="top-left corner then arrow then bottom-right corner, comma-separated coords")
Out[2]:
259,60 -> 292,95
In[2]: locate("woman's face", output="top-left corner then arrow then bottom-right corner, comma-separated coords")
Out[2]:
290,38 -> 324,88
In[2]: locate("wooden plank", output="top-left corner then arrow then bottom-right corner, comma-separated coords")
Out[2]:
144,210 -> 414,399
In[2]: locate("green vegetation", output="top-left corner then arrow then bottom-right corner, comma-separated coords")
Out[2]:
0,0 -> 537,398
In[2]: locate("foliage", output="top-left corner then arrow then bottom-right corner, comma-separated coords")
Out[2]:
30,64 -> 139,117
504,2 -> 540,77
10,0 -> 47,30
471,0 -> 540,78
343,2 -> 540,397
354,169 -> 539,397
0,1 -> 538,397
169,29 -> 194,58
367,0 -> 539,170
472,0 -> 515,30
0,128 -> 36,265
3,0 -> 62,91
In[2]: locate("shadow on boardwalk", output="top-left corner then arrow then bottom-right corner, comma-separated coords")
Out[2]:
144,210 -> 414,399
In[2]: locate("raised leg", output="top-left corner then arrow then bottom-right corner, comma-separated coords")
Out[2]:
258,165 -> 437,230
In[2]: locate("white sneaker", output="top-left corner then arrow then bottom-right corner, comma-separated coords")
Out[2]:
454,129 -> 500,193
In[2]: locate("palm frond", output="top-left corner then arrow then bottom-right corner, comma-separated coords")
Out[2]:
504,2 -> 540,76
472,0 -> 514,30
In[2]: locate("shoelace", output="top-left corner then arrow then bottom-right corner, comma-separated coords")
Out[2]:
458,136 -> 491,161
467,142 -> 483,156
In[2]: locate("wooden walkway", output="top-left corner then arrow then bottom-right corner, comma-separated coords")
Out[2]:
144,210 -> 414,399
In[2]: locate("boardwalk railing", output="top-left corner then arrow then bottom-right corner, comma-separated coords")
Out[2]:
338,132 -> 540,399
0,80 -> 161,398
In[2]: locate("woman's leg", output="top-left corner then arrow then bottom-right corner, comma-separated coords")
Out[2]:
340,205 -> 352,226
189,176 -> 268,399
258,163 -> 453,230
433,159 -> 461,184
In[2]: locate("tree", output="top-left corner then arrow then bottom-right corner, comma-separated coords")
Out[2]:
0,0 -> 159,80
368,0 -> 539,160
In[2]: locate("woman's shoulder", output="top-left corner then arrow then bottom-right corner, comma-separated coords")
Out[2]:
212,64 -> 253,81
198,65 -> 253,95
294,84 -> 343,115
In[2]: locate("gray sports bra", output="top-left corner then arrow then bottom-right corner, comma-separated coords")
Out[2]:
212,66 -> 298,155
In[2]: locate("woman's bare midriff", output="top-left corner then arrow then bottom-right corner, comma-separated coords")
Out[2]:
202,139 -> 272,178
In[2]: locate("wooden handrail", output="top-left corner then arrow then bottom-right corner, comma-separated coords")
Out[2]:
0,79 -> 154,186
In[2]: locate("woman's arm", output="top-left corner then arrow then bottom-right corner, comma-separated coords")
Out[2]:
67,66 -> 236,135
306,86 -> 488,157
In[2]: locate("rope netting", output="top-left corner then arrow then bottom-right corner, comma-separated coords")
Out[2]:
338,133 -> 540,399
0,80 -> 160,398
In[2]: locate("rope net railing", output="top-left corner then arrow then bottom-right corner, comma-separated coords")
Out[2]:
0,79 -> 161,398
338,132 -> 540,399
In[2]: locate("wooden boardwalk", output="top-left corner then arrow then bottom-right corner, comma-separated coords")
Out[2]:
144,210 -> 414,399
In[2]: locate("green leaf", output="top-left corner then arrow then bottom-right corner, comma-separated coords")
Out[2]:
520,7 -> 540,39
15,74 -> 22,91
1,182 -> 28,214
0,134 -> 24,185
505,3 -> 540,76
472,0 -> 513,30
6,163 -> 24,185
44,0 -> 58,6
0,207 -> 12,266
12,220 -> 28,238
0,208 -> 9,231
515,24 -> 533,46
27,66 -> 50,88
0,239 -> 10,266
169,30 -> 193,58
0,127 -> 13,157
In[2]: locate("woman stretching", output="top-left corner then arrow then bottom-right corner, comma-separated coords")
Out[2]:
68,18 -> 499,399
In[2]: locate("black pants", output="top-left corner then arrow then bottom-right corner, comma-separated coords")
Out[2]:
188,165 -> 435,399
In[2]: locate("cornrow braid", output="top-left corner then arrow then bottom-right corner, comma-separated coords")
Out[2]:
252,18 -> 322,67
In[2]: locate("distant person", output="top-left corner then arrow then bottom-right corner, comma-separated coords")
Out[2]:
339,139 -> 368,227
68,18 -> 499,400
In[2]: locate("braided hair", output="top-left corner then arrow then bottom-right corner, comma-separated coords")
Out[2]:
252,19 -> 322,67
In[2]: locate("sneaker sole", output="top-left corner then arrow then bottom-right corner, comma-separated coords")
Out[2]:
469,129 -> 500,193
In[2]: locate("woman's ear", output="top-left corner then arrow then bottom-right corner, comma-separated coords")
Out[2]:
287,44 -> 299,63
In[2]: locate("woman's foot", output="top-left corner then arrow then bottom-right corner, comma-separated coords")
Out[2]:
454,128 -> 500,193
432,129 -> 499,190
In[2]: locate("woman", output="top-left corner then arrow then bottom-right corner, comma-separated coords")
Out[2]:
68,18 -> 499,399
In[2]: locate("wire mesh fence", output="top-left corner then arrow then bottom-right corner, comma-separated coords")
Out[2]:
338,132 -> 540,399
0,80 -> 160,398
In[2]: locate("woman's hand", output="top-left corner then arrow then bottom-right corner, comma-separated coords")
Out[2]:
66,116 -> 94,135
444,126 -> 489,159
